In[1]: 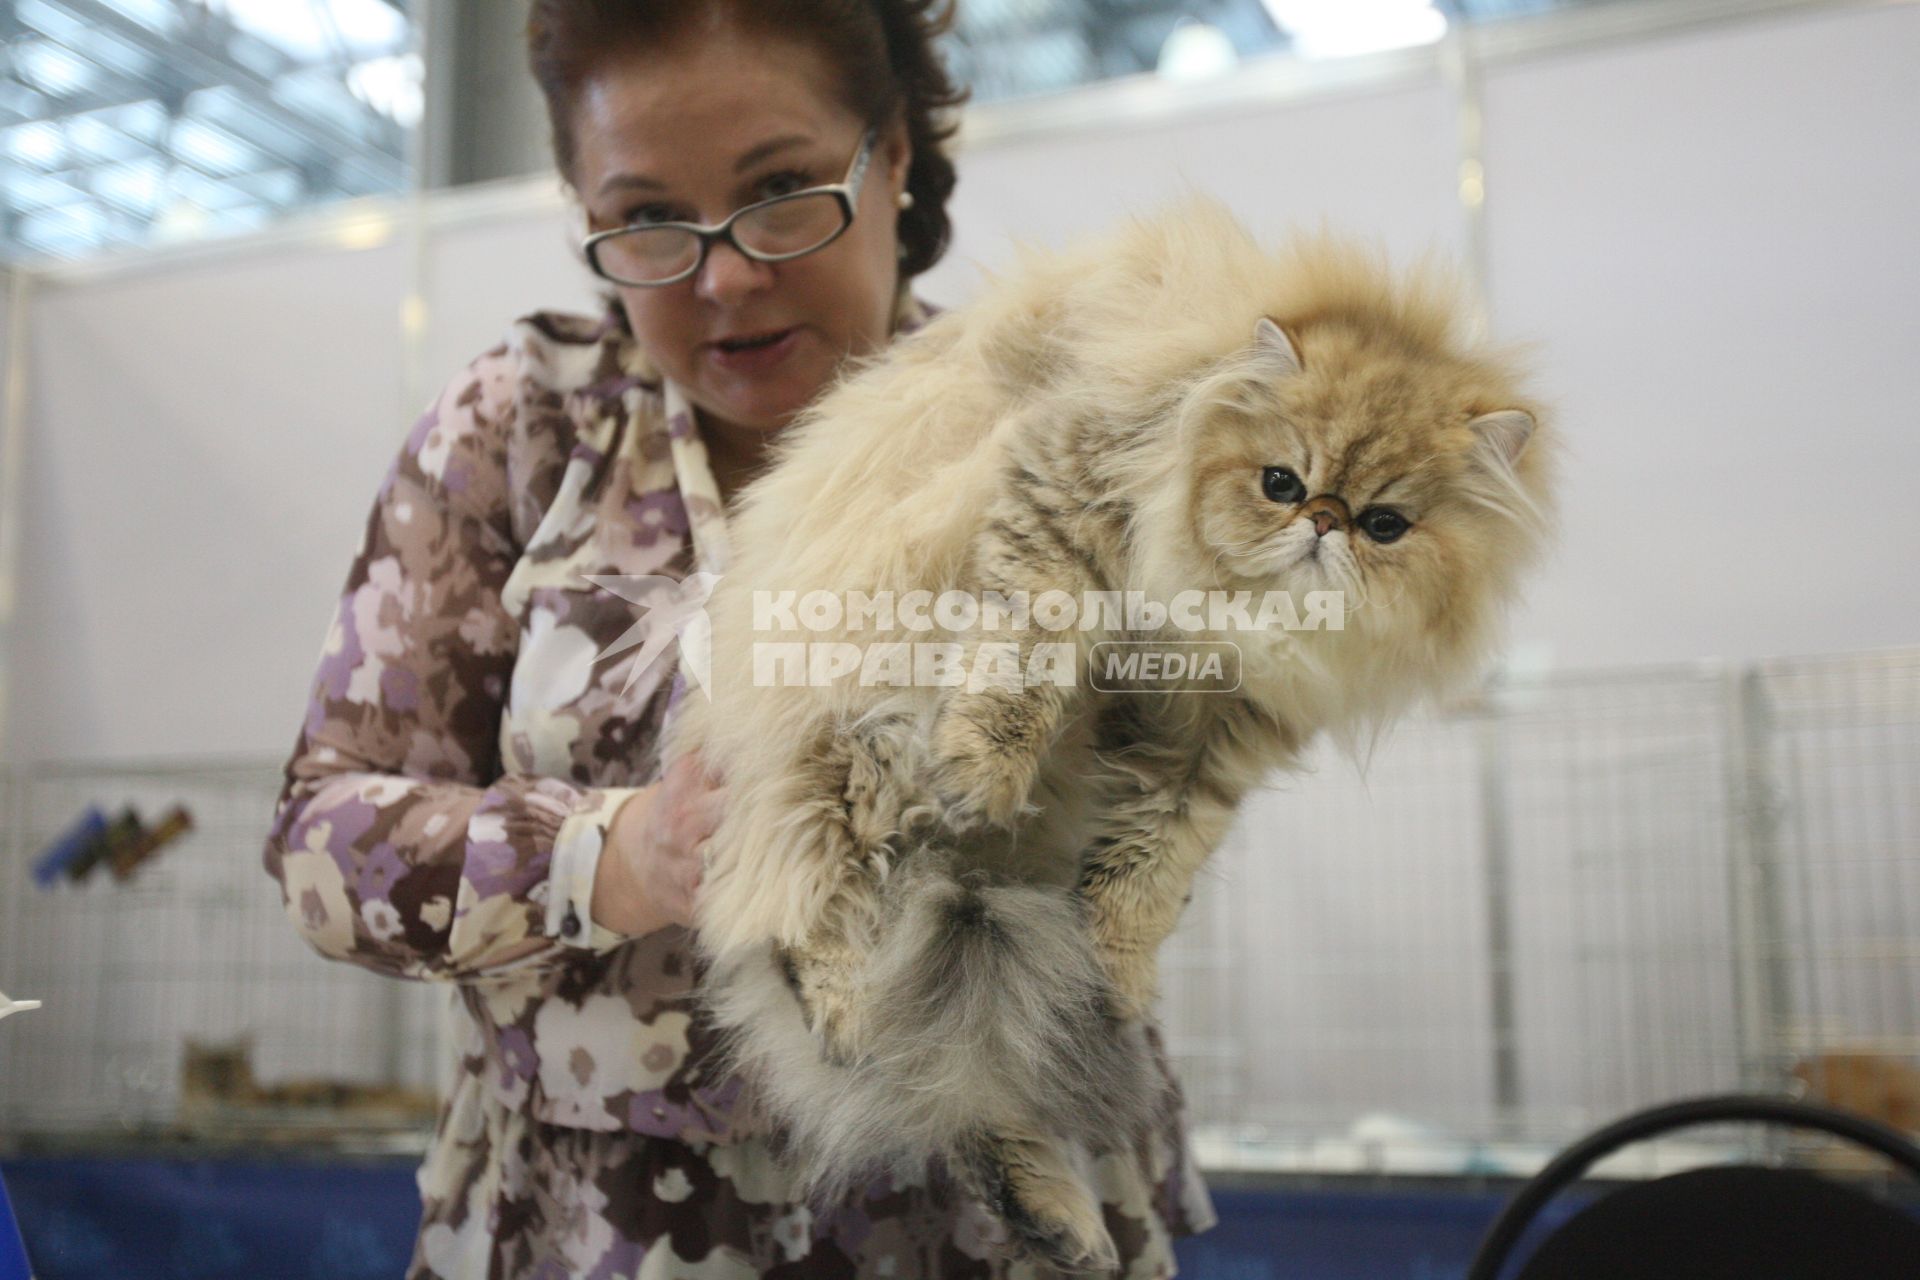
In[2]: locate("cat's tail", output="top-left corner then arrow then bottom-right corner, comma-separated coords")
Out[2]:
700,848 -> 1163,1207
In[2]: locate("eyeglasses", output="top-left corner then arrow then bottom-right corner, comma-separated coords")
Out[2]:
583,129 -> 877,287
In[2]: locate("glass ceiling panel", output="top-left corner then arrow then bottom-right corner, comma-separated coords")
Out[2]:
949,1 -> 1654,104
1,0 -> 415,264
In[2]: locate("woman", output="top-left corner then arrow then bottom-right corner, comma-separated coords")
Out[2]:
264,2 -> 1216,1275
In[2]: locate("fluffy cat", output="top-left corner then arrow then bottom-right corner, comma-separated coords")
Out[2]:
663,196 -> 1558,1269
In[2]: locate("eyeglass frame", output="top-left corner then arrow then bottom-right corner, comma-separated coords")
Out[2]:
581,128 -> 880,287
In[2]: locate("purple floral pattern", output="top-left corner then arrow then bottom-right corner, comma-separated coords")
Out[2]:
265,299 -> 1215,1277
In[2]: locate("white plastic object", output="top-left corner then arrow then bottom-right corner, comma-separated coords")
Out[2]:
0,989 -> 41,1022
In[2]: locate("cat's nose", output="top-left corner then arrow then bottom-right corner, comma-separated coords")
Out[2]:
1301,496 -> 1350,536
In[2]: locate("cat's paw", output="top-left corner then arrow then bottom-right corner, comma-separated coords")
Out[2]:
970,1135 -> 1118,1274
1096,943 -> 1158,1025
778,944 -> 867,1066
930,701 -> 1041,829
809,998 -> 865,1067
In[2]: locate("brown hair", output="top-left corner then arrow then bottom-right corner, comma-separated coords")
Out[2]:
527,0 -> 966,280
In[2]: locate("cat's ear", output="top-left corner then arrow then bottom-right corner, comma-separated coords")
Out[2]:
1467,410 -> 1535,467
1254,317 -> 1302,377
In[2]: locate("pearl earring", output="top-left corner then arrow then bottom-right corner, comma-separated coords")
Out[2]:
896,190 -> 915,211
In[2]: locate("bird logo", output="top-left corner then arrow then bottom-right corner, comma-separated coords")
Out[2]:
583,572 -> 722,700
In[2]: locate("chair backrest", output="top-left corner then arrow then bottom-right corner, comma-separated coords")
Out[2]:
1468,1094 -> 1920,1280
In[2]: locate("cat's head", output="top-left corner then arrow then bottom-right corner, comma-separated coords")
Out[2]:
1140,251 -> 1557,720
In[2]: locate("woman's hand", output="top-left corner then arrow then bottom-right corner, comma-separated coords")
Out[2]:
591,752 -> 727,938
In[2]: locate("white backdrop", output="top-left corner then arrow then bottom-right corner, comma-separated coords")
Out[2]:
6,1 -> 1917,761
1483,3 -> 1920,666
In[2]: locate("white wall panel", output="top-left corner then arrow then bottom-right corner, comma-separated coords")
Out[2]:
12,243 -> 409,761
1482,3 -> 1920,668
923,80 -> 1463,305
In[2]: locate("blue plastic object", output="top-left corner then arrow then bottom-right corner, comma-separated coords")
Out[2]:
29,808 -> 108,888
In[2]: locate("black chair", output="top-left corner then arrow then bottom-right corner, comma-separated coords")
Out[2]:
1467,1094 -> 1920,1280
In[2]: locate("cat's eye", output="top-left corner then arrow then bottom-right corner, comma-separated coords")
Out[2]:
1262,466 -> 1306,504
1358,507 -> 1411,543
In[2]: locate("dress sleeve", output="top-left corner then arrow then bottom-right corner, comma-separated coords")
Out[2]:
262,343 -> 645,982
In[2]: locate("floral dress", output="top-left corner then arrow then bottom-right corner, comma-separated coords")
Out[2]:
262,298 -> 1217,1279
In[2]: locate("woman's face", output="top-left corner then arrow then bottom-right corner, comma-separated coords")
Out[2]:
570,26 -> 911,441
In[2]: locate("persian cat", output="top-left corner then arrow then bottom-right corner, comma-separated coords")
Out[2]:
663,197 -> 1557,1269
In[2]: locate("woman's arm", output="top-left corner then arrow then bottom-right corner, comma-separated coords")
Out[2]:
261,341 -> 682,981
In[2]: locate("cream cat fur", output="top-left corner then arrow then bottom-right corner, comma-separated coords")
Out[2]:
663,196 -> 1558,1269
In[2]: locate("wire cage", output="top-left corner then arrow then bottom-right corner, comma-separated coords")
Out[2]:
1,648 -> 1916,1173
1160,647 -> 1920,1176
0,758 -> 449,1148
